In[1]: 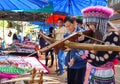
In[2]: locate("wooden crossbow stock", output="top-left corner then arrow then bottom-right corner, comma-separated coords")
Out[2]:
38,30 -> 120,54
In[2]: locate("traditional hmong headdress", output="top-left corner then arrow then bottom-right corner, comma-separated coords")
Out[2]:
82,6 -> 114,35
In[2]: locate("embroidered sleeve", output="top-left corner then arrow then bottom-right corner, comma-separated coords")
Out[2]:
87,32 -> 120,67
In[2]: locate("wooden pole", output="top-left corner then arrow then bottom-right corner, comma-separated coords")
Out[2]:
38,70 -> 43,84
3,20 -> 5,41
55,54 -> 58,71
64,41 -> 120,51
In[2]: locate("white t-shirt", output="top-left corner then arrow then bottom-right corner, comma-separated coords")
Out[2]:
55,26 -> 67,41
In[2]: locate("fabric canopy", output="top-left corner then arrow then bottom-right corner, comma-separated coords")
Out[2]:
0,0 -> 49,11
49,0 -> 107,16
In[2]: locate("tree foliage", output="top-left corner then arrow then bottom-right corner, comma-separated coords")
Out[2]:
0,20 -> 8,28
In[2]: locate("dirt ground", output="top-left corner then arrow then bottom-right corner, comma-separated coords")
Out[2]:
2,55 -> 120,84
39,56 -> 120,84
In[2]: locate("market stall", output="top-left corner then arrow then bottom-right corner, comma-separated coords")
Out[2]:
2,41 -> 37,57
0,56 -> 49,79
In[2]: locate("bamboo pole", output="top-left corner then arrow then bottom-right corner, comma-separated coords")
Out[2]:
64,41 -> 120,51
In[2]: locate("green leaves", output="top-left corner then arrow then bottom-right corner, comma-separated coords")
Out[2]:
0,20 -> 8,28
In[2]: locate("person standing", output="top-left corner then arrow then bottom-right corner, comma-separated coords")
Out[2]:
38,30 -> 46,49
64,16 -> 87,84
26,33 -> 32,41
55,18 -> 67,75
81,6 -> 120,84
76,18 -> 86,31
18,30 -> 23,43
13,32 -> 18,43
45,27 -> 55,68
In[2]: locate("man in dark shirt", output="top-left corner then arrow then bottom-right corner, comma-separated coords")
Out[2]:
39,30 -> 46,49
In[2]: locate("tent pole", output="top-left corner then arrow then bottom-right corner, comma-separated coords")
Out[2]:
21,21 -> 23,35
52,13 -> 54,26
51,1 -> 55,26
68,0 -> 70,14
51,2 -> 58,70
3,20 -> 5,41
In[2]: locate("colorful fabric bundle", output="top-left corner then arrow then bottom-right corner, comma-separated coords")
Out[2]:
90,76 -> 115,84
0,66 -> 30,74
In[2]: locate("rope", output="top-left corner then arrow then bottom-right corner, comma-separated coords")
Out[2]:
27,51 -> 37,57
84,35 -> 105,44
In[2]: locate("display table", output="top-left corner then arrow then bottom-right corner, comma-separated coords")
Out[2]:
2,42 -> 37,56
0,56 -> 49,78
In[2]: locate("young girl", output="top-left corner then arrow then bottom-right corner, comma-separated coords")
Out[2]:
81,6 -> 120,84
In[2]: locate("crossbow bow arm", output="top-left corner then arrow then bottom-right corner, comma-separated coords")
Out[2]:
39,32 -> 56,44
39,30 -> 120,52
39,30 -> 93,53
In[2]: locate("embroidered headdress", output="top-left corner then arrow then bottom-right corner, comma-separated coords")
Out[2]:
82,6 -> 114,35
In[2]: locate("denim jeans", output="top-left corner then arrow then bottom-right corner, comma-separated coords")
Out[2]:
58,50 -> 66,73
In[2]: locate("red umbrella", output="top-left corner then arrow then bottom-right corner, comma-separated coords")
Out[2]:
46,14 -> 66,24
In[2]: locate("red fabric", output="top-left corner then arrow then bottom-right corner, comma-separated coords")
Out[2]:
0,73 -> 18,78
112,58 -> 119,75
113,58 -> 119,65
46,14 -> 66,24
35,45 -> 40,51
39,29 -> 43,33
112,66 -> 116,75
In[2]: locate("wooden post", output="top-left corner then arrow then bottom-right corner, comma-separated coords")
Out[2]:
30,68 -> 37,84
55,54 -> 58,71
38,70 -> 43,84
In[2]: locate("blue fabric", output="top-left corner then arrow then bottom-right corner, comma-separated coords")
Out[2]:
78,27 -> 86,32
0,0 -> 49,10
49,0 -> 107,16
64,26 -> 80,38
65,49 -> 87,69
64,27 -> 87,69
88,68 -> 96,82
1,41 -> 5,49
58,49 -> 66,73
26,34 -> 32,41
30,22 -> 46,26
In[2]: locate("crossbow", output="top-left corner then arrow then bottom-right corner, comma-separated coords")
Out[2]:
39,30 -> 120,53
